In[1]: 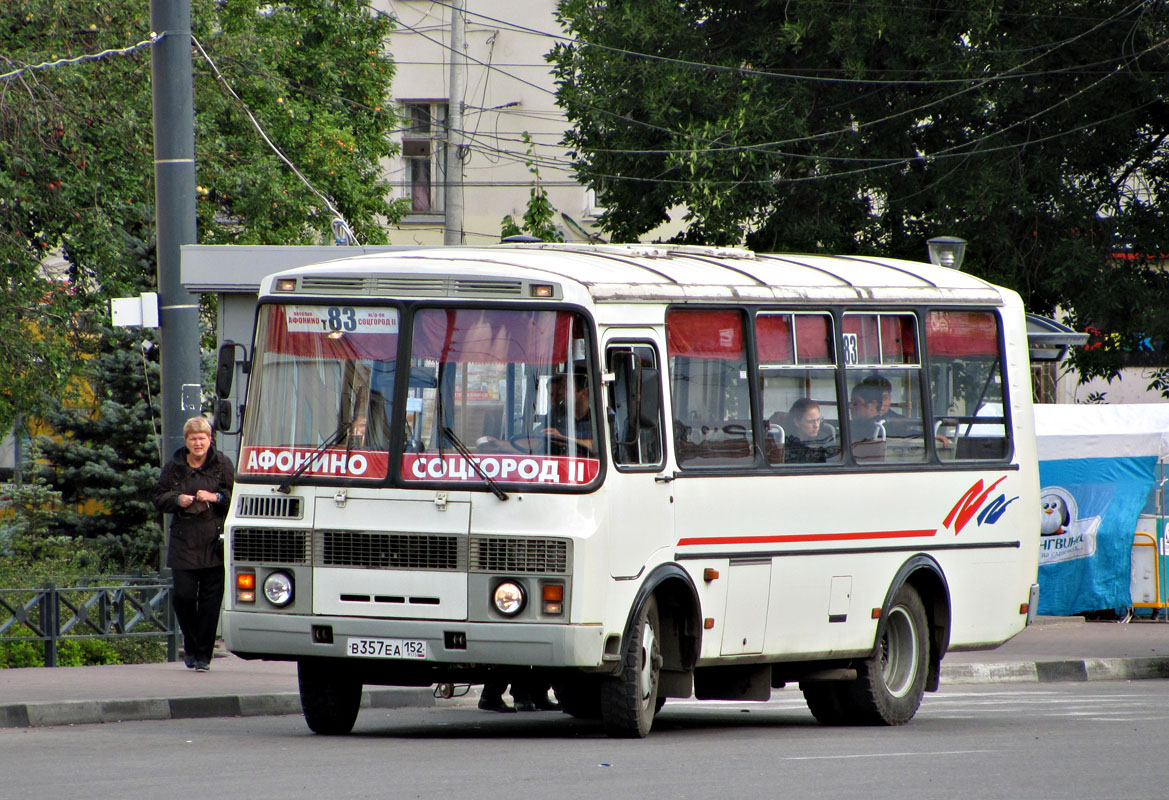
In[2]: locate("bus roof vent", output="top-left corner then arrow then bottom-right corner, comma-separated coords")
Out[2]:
453,278 -> 524,296
374,276 -> 448,295
299,276 -> 368,294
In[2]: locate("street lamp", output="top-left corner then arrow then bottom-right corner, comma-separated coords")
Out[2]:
927,236 -> 967,270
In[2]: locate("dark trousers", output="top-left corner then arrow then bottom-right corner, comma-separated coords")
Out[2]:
173,566 -> 225,662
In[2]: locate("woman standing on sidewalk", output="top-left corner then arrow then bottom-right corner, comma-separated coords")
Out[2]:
153,416 -> 234,672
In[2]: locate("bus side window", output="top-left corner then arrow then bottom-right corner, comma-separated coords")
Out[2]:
756,312 -> 841,467
842,313 -> 927,464
666,308 -> 755,469
926,311 -> 1010,462
606,343 -> 663,468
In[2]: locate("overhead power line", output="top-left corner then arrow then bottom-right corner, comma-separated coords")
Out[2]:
0,32 -> 161,82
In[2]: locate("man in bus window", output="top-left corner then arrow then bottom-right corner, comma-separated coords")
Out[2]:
848,383 -> 885,442
540,369 -> 595,453
861,375 -> 909,436
476,369 -> 595,455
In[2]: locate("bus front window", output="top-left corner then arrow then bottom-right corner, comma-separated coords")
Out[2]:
401,308 -> 599,487
239,304 -> 399,482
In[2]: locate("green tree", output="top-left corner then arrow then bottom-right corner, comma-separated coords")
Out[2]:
31,319 -> 164,571
1,0 -> 404,564
550,0 -> 1169,381
502,132 -> 565,243
0,0 -> 405,435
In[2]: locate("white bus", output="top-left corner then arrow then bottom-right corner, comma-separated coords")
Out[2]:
219,243 -> 1040,738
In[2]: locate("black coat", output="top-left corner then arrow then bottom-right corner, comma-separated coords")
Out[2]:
153,444 -> 234,570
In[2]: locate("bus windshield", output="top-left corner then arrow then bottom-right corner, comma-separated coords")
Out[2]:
238,303 -> 599,487
401,307 -> 599,487
240,304 -> 400,481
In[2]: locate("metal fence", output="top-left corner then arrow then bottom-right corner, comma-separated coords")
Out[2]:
0,578 -> 177,667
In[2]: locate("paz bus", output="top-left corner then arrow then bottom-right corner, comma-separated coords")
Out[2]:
218,243 -> 1040,738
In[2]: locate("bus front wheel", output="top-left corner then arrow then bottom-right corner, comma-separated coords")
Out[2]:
600,596 -> 662,738
802,584 -> 928,726
298,659 -> 362,735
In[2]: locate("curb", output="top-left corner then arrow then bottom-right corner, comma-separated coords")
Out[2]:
0,686 -> 436,730
6,657 -> 1169,728
941,656 -> 1169,685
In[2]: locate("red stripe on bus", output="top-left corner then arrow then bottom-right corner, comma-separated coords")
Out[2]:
676,529 -> 938,547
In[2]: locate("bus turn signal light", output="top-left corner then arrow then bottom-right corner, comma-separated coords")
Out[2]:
543,583 -> 564,615
237,570 -> 256,603
703,568 -> 719,582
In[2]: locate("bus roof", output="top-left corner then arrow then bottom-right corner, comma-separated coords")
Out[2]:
262,243 -> 1012,307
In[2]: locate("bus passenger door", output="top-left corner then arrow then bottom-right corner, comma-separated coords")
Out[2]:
604,337 -> 673,578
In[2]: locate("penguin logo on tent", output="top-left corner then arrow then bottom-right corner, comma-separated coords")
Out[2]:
1040,490 -> 1072,536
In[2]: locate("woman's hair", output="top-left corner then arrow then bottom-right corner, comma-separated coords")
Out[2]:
183,416 -> 213,438
788,397 -> 820,419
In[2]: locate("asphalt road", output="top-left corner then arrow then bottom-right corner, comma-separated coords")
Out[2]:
2,681 -> 1166,800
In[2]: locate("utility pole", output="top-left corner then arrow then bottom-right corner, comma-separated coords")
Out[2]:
444,0 -> 466,246
151,0 -> 202,564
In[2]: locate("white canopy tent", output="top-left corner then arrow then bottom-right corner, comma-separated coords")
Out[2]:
1034,404 -> 1169,465
1033,403 -> 1169,617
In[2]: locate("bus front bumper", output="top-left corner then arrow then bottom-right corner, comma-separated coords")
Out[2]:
222,610 -> 608,668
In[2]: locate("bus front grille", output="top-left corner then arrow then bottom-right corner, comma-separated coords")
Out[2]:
317,531 -> 466,571
236,495 -> 303,520
233,528 -> 311,565
469,537 -> 570,574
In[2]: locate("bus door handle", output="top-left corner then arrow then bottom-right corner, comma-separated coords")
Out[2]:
654,473 -> 677,484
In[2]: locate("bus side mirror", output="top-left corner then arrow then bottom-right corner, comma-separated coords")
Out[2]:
212,399 -> 234,433
215,342 -> 238,398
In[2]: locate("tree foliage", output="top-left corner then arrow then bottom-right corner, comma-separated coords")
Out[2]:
1,0 -> 404,565
501,132 -> 566,243
0,0 -> 405,434
30,321 -> 165,571
550,0 -> 1169,379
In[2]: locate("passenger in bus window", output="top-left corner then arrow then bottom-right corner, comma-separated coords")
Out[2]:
861,375 -> 909,436
477,369 -> 595,455
541,370 -> 595,452
784,398 -> 836,464
861,374 -> 950,449
848,383 -> 885,442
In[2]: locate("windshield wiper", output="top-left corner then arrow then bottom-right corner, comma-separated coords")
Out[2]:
441,426 -> 509,501
276,421 -> 350,494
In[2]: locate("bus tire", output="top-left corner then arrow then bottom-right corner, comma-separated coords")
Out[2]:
600,596 -> 662,738
298,659 -> 362,735
853,584 -> 929,725
800,682 -> 849,725
553,677 -> 603,719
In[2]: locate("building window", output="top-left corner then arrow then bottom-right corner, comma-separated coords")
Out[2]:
400,102 -> 447,214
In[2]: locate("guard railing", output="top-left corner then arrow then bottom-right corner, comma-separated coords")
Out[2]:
0,578 -> 177,667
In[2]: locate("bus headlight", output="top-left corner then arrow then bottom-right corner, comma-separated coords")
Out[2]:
263,571 -> 294,607
492,581 -> 525,616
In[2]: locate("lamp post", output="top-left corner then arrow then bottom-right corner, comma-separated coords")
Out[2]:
927,236 -> 967,270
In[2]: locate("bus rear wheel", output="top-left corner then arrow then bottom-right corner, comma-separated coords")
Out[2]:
802,584 -> 928,726
298,659 -> 363,735
600,596 -> 662,738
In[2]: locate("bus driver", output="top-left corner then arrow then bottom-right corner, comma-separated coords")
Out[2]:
477,370 -> 595,455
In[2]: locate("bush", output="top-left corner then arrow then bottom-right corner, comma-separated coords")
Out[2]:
0,639 -> 42,669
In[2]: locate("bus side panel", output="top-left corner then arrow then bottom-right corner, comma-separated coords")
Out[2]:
674,466 -> 1037,663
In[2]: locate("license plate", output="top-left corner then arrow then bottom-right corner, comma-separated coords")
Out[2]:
345,637 -> 427,659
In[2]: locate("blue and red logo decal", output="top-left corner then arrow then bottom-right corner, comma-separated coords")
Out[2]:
942,476 -> 1018,534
